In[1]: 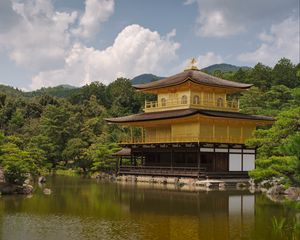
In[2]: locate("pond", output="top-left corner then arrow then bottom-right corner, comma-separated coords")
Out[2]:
0,176 -> 299,240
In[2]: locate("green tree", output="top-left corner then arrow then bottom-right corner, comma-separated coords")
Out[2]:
272,58 -> 300,88
39,104 -> 73,168
0,135 -> 44,185
248,107 -> 300,185
62,138 -> 89,171
85,143 -> 120,173
239,87 -> 265,114
248,63 -> 272,90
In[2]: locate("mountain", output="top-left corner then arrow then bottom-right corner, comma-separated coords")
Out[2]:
131,74 -> 163,85
201,63 -> 250,74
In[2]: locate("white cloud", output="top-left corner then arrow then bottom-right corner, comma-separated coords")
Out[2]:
0,0 -> 77,71
197,52 -> 223,68
183,0 -> 196,5
31,24 -> 180,89
73,0 -> 114,38
192,0 -> 298,38
0,0 -> 115,72
238,16 -> 299,66
196,10 -> 244,37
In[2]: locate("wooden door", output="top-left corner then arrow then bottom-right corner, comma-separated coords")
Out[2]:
215,153 -> 228,172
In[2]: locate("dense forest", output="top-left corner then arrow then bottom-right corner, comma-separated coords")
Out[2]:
0,58 -> 299,186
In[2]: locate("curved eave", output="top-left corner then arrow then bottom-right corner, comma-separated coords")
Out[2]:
133,78 -> 253,91
105,109 -> 275,124
105,109 -> 198,124
133,70 -> 253,91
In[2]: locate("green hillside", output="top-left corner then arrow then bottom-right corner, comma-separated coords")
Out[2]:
131,74 -> 163,85
201,63 -> 250,74
25,85 -> 78,98
0,84 -> 23,98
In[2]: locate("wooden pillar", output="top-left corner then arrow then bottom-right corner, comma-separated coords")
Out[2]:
213,144 -> 216,172
184,148 -> 187,167
155,152 -> 158,167
141,127 -> 144,143
197,144 -> 201,170
241,126 -> 244,143
227,123 -> 230,142
130,154 -> 133,166
171,148 -> 173,169
213,122 -> 215,142
130,127 -> 133,143
141,152 -> 144,166
116,157 -> 119,175
120,156 -> 123,166
198,116 -> 201,143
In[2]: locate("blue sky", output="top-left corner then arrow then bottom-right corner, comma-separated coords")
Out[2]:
0,0 -> 299,90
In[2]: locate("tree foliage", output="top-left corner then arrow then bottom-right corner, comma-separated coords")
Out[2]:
247,107 -> 300,185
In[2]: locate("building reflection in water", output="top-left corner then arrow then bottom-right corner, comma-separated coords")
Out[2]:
126,186 -> 255,240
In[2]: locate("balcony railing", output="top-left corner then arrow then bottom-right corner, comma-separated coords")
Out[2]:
120,136 -> 246,145
144,98 -> 239,112
118,166 -> 206,177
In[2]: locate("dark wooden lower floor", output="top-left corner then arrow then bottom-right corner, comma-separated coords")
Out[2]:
116,143 -> 255,179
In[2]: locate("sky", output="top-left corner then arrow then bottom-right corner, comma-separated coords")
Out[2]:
0,0 -> 299,90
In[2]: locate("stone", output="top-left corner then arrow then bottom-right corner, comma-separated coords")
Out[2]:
236,182 -> 248,189
131,176 -> 137,183
267,184 -> 285,195
24,179 -> 30,185
162,177 -> 168,184
0,168 -> 5,183
16,184 -> 34,195
248,179 -> 256,187
284,187 -> 300,198
43,188 -> 52,195
259,180 -> 272,189
174,177 -> 179,185
219,182 -> 226,189
152,177 -> 165,184
166,177 -> 177,184
137,176 -> 152,183
38,176 -> 46,183
0,184 -> 17,194
179,178 -> 195,186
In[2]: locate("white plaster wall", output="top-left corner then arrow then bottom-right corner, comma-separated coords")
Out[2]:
229,154 -> 242,171
243,154 -> 255,171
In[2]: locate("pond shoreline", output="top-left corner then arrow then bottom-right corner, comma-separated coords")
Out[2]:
109,174 -> 300,206
0,182 -> 34,195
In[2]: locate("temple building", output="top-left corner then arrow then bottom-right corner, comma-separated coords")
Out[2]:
106,60 -> 274,178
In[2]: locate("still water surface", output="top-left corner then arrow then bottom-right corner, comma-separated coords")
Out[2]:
0,176 -> 299,240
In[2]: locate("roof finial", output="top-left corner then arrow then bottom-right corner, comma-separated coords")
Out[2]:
185,57 -> 199,71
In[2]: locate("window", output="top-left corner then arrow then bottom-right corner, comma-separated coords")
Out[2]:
193,95 -> 200,105
181,95 -> 188,104
161,98 -> 166,107
217,97 -> 224,107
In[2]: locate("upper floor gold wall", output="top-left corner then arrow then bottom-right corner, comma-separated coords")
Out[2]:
144,82 -> 240,113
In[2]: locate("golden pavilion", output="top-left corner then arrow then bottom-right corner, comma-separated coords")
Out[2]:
106,60 -> 274,178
